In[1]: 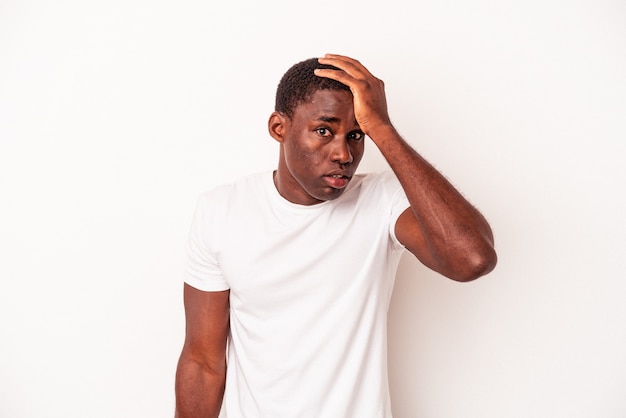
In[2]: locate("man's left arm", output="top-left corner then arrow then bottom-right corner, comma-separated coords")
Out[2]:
317,54 -> 497,282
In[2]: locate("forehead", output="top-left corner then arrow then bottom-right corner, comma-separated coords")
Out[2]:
292,89 -> 356,121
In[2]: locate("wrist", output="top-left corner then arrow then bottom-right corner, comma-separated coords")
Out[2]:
366,123 -> 399,146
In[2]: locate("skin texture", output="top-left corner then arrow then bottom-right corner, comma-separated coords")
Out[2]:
175,287 -> 229,418
314,54 -> 497,282
174,54 -> 497,417
269,88 -> 365,205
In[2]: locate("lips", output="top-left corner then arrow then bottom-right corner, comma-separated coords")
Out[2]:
323,173 -> 350,189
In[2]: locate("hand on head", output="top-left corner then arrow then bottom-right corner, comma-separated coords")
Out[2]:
314,54 -> 392,136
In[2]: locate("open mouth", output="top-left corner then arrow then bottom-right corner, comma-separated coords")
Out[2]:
324,174 -> 350,189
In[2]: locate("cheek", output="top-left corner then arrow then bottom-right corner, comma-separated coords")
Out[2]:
299,152 -> 322,176
284,142 -> 319,175
290,141 -> 322,164
352,143 -> 365,164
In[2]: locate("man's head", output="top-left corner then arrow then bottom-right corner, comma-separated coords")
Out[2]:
269,58 -> 365,206
275,58 -> 351,120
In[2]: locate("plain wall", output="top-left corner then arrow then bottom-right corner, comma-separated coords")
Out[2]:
1,0 -> 625,417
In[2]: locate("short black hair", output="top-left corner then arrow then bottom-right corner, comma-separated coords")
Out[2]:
275,58 -> 351,119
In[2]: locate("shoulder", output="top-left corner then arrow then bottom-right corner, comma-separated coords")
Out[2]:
351,170 -> 402,197
347,171 -> 408,224
359,170 -> 399,185
199,171 -> 269,201
194,171 -> 270,216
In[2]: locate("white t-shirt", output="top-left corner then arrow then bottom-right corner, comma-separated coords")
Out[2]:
184,170 -> 410,418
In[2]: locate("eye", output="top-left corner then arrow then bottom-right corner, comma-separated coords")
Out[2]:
315,127 -> 332,137
348,131 -> 364,141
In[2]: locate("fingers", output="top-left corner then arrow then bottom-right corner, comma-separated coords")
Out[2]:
315,53 -> 377,93
314,54 -> 391,134
317,53 -> 374,80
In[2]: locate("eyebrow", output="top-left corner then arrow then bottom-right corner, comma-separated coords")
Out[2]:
317,116 -> 340,123
316,115 -> 361,129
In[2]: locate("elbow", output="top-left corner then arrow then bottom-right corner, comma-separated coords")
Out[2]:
448,245 -> 498,283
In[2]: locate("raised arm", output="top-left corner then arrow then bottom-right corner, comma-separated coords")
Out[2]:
175,285 -> 230,417
316,54 -> 497,282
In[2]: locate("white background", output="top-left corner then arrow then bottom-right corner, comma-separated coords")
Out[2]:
1,0 -> 625,417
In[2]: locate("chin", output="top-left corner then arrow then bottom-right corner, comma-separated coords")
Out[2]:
315,188 -> 345,202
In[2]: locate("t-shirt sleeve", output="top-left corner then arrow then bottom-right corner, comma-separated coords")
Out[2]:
381,171 -> 411,249
183,192 -> 230,292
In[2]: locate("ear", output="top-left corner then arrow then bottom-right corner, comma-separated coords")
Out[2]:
268,111 -> 288,143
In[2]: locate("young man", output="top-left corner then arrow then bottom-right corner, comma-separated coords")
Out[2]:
175,54 -> 497,417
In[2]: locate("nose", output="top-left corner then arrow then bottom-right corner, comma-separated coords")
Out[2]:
330,137 -> 353,165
